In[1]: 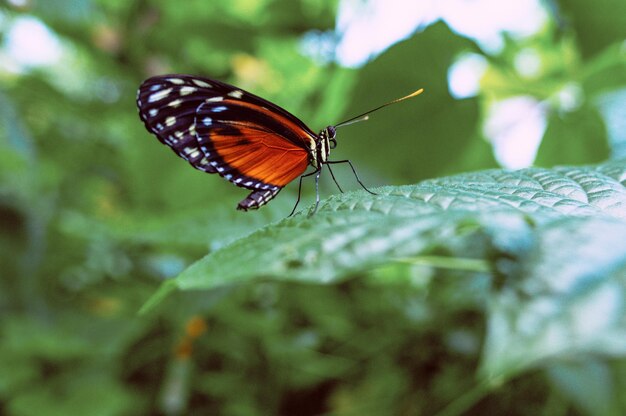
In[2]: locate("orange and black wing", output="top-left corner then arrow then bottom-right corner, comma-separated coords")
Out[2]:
137,75 -> 317,210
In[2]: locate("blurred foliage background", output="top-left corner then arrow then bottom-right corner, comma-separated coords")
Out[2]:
1,0 -> 625,415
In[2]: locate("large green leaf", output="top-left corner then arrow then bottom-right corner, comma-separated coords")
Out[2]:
142,159 -> 626,307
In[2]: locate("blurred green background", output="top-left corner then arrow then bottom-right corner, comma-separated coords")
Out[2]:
1,0 -> 625,415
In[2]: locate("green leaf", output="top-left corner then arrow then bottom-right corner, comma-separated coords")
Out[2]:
142,159 -> 626,312
480,216 -> 626,380
337,22 -> 491,184
536,106 -> 609,166
558,0 -> 626,59
595,89 -> 626,160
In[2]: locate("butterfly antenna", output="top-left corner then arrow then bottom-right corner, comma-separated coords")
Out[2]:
334,88 -> 424,129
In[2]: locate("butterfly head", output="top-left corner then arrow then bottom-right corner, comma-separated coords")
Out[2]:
326,125 -> 337,146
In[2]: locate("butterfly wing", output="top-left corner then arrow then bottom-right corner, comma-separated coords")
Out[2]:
137,75 -> 317,210
137,76 -> 219,172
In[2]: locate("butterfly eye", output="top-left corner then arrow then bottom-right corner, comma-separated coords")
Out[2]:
329,138 -> 337,149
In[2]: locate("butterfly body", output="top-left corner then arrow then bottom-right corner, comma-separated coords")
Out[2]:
137,74 -> 335,211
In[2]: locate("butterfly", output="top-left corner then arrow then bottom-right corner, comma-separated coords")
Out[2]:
136,74 -> 423,214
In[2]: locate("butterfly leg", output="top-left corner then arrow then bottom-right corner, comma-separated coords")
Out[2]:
326,164 -> 344,193
310,168 -> 322,216
289,169 -> 320,217
327,160 -> 377,195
